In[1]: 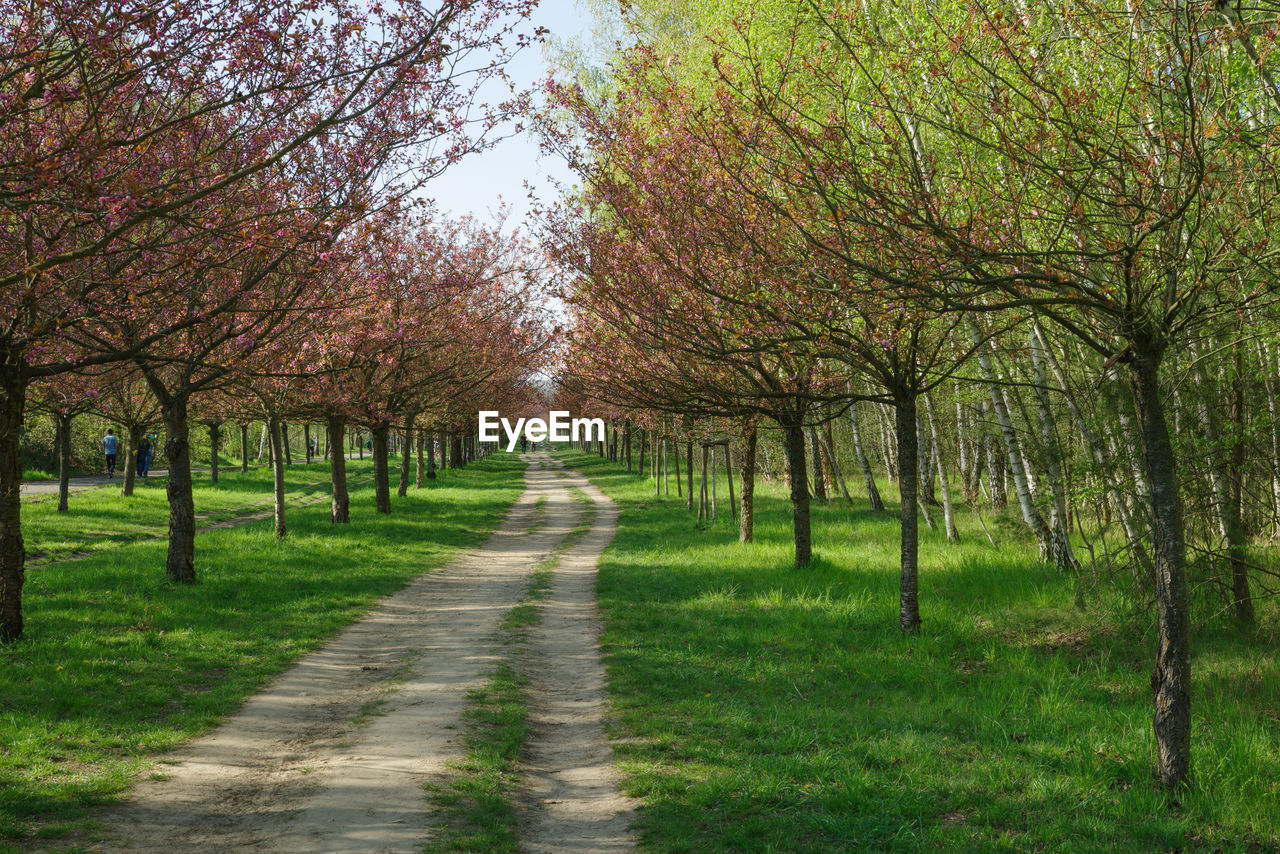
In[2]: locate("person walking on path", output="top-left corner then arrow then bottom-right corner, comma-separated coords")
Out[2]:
103,430 -> 120,478
137,435 -> 153,478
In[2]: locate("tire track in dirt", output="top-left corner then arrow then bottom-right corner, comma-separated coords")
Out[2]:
83,459 -> 569,852
517,457 -> 638,854
65,452 -> 637,853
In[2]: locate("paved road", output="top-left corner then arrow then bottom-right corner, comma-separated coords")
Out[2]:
19,472 -> 159,497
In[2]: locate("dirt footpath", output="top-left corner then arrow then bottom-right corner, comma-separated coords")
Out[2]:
84,453 -> 637,853
519,458 -> 634,854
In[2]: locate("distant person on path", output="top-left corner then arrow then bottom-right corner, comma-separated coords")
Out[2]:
102,430 -> 119,478
520,436 -> 527,453
307,438 -> 316,463
137,435 -> 153,477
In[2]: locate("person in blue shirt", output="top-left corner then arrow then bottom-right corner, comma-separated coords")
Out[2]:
102,430 -> 119,477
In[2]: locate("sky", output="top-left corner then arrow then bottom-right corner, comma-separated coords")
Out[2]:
422,0 -> 600,229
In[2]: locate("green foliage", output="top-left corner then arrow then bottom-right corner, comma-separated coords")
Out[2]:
18,415 -> 327,477
0,454 -> 525,847
20,412 -> 124,477
559,448 -> 1280,853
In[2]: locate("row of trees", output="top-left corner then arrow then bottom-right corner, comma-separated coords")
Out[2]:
541,0 -> 1280,790
1,0 -> 550,643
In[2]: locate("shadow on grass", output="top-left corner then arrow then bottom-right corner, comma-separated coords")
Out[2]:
557,448 -> 1280,854
0,452 -> 527,846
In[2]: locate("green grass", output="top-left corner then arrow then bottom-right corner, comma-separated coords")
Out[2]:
557,448 -> 1280,854
423,663 -> 530,854
424,488 -> 598,853
20,462 -> 353,563
0,453 -> 526,848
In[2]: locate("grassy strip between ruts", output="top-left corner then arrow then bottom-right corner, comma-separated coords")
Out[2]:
423,488 -> 596,854
0,453 -> 527,850
554,447 -> 1280,854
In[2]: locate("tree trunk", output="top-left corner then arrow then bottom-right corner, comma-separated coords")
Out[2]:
674,433 -> 682,498
924,395 -> 959,543
725,441 -> 736,522
240,423 -> 249,473
808,427 -> 827,501
1227,337 -> 1253,622
281,423 -> 292,465
450,431 -> 463,469
896,395 -> 921,633
398,417 -> 414,498
208,422 -> 220,485
57,413 -> 72,512
982,403 -> 1007,509
966,422 -> 985,505
848,395 -> 885,511
269,414 -> 286,539
975,335 -> 1051,556
817,426 -> 855,507
624,422 -> 632,472
1033,324 -> 1151,580
917,417 -> 937,506
122,423 -> 141,497
879,405 -> 898,482
1190,341 -> 1253,623
1129,349 -> 1191,790
416,431 -> 425,488
303,422 -> 312,463
638,428 -> 646,476
1257,335 -> 1280,537
0,372 -> 27,641
739,426 -> 756,543
783,420 -> 812,568
686,440 -> 694,511
373,424 -> 392,513
1029,326 -> 1078,571
710,444 -> 718,519
161,394 -> 196,583
328,415 -> 349,524
698,444 -> 708,521
661,436 -> 668,495
427,431 -> 438,479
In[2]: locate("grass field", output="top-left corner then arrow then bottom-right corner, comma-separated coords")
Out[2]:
22,461 -> 350,563
0,454 -> 526,849
556,448 -> 1280,853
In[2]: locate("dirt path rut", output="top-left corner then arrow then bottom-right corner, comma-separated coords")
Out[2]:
87,452 -> 636,853
520,458 -> 635,854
